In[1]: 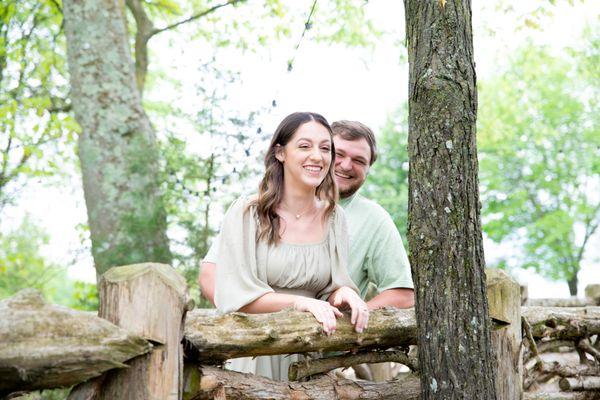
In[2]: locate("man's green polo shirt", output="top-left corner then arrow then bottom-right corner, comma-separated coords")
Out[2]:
339,193 -> 413,298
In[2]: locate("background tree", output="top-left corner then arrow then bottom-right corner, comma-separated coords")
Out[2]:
404,0 -> 497,398
62,0 -> 172,277
478,33 -> 600,296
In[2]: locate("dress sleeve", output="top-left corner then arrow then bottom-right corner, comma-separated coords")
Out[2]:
214,198 -> 274,313
317,205 -> 359,300
202,230 -> 220,263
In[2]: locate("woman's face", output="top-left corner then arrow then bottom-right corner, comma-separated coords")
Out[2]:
277,121 -> 332,191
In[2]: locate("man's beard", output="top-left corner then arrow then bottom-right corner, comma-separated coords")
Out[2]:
338,181 -> 361,199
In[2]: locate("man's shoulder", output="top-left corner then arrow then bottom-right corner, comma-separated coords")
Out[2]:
351,193 -> 393,221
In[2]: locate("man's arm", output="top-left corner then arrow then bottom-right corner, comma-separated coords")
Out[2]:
367,288 -> 414,310
199,262 -> 216,306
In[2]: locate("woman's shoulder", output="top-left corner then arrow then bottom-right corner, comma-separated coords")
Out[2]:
224,194 -> 258,219
320,200 -> 346,228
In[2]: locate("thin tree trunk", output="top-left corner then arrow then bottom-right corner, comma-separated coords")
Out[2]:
62,0 -> 171,276
568,273 -> 579,297
404,0 -> 497,398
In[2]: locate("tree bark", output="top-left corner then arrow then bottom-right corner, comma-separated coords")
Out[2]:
62,0 -> 171,277
184,307 -> 417,363
182,365 -> 421,400
0,289 -> 150,396
568,274 -> 579,297
404,0 -> 496,398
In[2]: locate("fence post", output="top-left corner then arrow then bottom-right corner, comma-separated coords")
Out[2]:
585,284 -> 600,305
69,263 -> 191,400
486,268 -> 523,400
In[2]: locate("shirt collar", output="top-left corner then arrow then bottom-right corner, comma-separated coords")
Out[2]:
339,192 -> 358,208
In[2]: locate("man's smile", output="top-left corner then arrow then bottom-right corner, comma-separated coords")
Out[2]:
335,170 -> 353,179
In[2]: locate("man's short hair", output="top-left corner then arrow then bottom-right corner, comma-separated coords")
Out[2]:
331,120 -> 378,166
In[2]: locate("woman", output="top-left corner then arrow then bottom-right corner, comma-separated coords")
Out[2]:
214,112 -> 368,381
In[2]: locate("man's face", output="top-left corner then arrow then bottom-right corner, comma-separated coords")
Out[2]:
333,135 -> 371,198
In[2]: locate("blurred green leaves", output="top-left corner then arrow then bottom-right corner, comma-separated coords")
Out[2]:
0,0 -> 78,210
478,28 -> 599,294
363,105 -> 410,243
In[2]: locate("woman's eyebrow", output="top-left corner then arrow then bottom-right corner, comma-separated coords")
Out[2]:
295,137 -> 331,144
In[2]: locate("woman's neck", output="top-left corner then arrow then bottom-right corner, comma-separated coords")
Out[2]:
280,184 -> 317,214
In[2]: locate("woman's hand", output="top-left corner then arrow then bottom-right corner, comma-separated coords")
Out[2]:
328,286 -> 369,333
293,297 -> 343,335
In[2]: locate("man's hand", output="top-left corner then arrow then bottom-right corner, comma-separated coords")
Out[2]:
367,288 -> 414,310
199,262 -> 216,306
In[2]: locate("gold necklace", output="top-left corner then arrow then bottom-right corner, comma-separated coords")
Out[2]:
281,200 -> 316,220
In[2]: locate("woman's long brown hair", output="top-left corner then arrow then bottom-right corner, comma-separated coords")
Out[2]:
251,112 -> 338,245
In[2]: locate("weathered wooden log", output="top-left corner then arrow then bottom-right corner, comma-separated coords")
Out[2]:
69,263 -> 192,400
184,305 -> 591,363
527,299 -> 592,307
487,268 -> 523,400
525,360 -> 600,390
0,289 -> 150,395
559,376 -> 600,391
578,338 -> 600,363
288,350 -> 417,381
182,365 -> 420,400
524,393 -> 600,400
184,307 -> 417,363
522,307 -> 600,340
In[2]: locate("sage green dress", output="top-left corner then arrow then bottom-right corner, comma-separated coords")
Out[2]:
213,197 -> 358,381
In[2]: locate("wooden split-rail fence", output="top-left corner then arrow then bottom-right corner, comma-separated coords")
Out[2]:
1,263 -> 599,399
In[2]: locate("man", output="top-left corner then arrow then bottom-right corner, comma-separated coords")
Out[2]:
199,120 -> 414,310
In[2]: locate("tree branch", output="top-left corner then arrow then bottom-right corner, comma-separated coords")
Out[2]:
149,0 -> 246,38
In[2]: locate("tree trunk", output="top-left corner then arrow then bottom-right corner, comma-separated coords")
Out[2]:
62,0 -> 171,277
568,273 -> 579,297
404,0 -> 497,398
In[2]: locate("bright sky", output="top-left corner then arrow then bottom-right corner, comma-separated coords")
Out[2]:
6,0 -> 599,297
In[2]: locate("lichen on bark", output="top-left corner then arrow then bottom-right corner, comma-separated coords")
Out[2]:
62,0 -> 171,277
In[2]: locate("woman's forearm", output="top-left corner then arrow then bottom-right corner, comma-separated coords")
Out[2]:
238,292 -> 301,313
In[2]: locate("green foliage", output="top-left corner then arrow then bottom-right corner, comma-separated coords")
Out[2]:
0,0 -> 78,209
478,31 -> 600,293
68,280 -> 99,311
362,106 -> 410,243
313,0 -> 382,47
156,63 -> 269,298
0,216 -> 98,310
0,217 -> 66,301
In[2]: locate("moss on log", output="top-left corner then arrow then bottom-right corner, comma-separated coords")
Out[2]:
184,307 -> 417,364
0,289 -> 151,395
